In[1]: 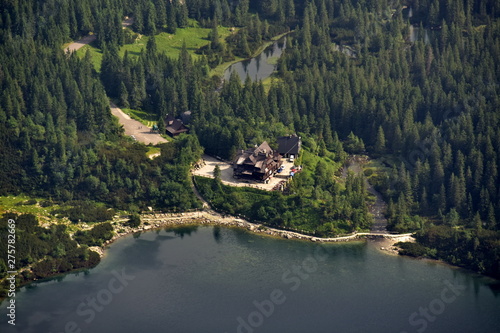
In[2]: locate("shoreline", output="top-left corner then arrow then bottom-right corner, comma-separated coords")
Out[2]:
210,30 -> 293,78
98,210 -> 414,256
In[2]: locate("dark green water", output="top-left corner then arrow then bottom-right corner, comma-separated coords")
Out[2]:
224,38 -> 286,83
2,226 -> 500,333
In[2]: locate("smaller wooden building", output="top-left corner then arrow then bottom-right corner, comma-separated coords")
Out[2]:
164,114 -> 189,137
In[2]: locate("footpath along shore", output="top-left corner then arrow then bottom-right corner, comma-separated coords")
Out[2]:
94,210 -> 414,257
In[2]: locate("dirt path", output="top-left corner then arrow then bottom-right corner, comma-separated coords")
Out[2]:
342,155 -> 388,233
65,35 -> 96,53
65,36 -> 166,145
109,102 -> 167,145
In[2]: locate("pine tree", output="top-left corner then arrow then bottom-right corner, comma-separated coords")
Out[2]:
166,2 -> 177,34
210,23 -> 220,50
119,82 -> 129,108
487,204 -> 496,230
145,2 -> 157,35
473,212 -> 483,231
154,0 -> 167,29
374,126 -> 386,154
175,0 -> 189,28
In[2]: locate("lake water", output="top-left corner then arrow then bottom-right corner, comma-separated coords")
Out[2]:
2,226 -> 500,333
224,38 -> 287,83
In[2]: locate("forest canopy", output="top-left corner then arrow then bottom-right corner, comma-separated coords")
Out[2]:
0,0 -> 499,277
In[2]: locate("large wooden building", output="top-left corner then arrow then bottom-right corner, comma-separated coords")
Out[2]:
233,142 -> 282,182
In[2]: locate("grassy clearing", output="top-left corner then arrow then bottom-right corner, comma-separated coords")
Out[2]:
123,25 -> 234,60
0,195 -> 61,217
75,44 -> 104,71
0,196 -> 79,233
0,196 -> 124,234
75,21 -> 235,72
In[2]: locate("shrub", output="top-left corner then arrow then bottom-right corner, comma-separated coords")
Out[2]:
125,214 -> 141,228
397,242 -> 432,258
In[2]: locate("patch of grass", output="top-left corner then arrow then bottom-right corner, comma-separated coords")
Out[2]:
122,108 -> 157,126
266,56 -> 280,65
146,146 -> 161,158
0,196 -> 125,235
144,26 -> 233,60
271,31 -> 292,41
76,21 -> 234,72
260,75 -> 282,93
0,195 -> 60,217
364,157 -> 393,182
75,43 -> 103,71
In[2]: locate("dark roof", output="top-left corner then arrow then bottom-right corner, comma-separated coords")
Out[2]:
164,114 -> 189,135
233,141 -> 279,173
165,114 -> 176,124
277,134 -> 301,155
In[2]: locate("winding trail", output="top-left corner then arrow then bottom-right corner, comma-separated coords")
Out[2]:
105,210 -> 414,250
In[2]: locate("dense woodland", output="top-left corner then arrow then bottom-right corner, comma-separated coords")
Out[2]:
0,0 -> 499,279
0,213 -> 102,297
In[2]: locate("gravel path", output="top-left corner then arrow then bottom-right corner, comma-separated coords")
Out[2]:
65,35 -> 96,52
109,102 -> 167,145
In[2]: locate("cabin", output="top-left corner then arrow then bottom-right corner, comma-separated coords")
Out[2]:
277,134 -> 301,158
164,114 -> 189,137
233,142 -> 282,182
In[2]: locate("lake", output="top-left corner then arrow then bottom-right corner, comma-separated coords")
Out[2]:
2,225 -> 500,333
224,38 -> 287,83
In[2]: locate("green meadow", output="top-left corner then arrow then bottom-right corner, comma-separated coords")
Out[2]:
75,20 -> 235,71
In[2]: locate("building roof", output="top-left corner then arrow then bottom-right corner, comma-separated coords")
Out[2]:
277,134 -> 301,156
164,114 -> 189,135
233,141 -> 279,174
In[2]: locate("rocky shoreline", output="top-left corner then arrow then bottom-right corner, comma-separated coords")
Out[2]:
98,210 -> 414,257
